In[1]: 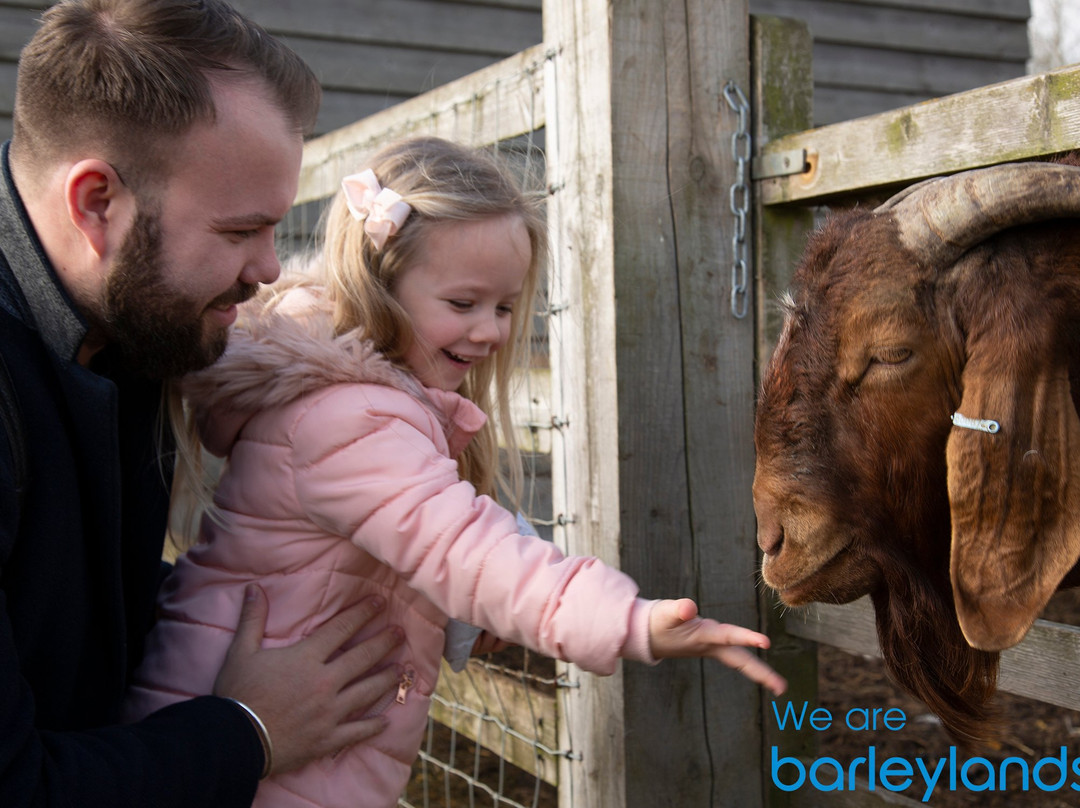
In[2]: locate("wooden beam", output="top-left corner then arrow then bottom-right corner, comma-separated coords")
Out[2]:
752,14 -> 815,377
842,0 -> 1027,15
296,43 -> 548,204
544,0 -> 763,805
783,598 -> 1080,712
430,661 -> 560,786
750,0 -> 1029,59
229,0 -> 541,55
758,63 -> 1080,205
665,4 -> 763,802
541,0 -> 624,803
751,18 -> 821,808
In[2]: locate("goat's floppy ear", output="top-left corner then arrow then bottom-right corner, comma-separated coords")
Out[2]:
946,296 -> 1080,651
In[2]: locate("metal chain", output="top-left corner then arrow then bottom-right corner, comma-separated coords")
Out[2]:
723,80 -> 751,319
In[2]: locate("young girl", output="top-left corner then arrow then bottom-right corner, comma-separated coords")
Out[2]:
124,136 -> 786,808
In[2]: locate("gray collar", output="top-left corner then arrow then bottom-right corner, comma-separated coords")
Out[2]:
0,141 -> 88,362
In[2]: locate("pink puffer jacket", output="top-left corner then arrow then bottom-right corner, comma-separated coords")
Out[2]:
122,287 -> 655,808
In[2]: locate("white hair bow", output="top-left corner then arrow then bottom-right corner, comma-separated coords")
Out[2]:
341,169 -> 412,251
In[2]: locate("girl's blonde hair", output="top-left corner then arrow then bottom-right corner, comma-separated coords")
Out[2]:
165,137 -> 546,553
320,136 -> 547,506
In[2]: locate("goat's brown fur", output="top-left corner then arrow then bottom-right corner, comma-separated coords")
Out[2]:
753,152 -> 1080,746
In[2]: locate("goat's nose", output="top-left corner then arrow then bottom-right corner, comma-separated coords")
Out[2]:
756,512 -> 784,557
753,480 -> 784,556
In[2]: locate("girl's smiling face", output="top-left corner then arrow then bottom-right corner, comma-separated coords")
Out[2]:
392,213 -> 531,391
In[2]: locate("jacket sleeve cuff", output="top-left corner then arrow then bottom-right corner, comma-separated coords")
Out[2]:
620,598 -> 659,665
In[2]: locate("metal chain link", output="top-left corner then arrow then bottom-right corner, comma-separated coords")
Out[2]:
723,80 -> 751,319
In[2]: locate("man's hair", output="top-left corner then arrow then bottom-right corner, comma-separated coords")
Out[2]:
12,0 -> 321,186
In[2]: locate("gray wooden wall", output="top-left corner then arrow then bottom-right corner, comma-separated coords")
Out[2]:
0,0 -> 1031,143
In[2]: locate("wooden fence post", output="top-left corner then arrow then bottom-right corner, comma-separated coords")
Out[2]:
750,15 -> 819,808
543,0 -> 764,804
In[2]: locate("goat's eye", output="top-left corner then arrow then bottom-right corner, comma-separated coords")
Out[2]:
870,347 -> 912,365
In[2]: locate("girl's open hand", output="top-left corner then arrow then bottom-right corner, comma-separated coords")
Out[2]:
648,598 -> 787,696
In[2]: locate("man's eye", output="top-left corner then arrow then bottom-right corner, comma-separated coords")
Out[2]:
223,229 -> 258,241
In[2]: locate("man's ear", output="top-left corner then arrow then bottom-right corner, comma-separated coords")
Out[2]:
64,159 -> 133,259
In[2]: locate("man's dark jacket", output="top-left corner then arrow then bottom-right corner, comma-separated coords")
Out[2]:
0,141 -> 262,807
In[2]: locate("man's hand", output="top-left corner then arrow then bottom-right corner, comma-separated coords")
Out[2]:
213,585 -> 404,775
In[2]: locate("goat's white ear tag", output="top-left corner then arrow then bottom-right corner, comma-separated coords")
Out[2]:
951,412 -> 1000,434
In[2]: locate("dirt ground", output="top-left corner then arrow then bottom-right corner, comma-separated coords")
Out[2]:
814,588 -> 1080,807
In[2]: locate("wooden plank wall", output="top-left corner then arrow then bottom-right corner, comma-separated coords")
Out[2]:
752,0 -> 1032,126
227,0 -> 543,136
0,0 -> 543,141
0,0 -> 1031,143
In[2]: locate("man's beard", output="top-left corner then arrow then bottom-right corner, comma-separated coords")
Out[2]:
101,209 -> 256,379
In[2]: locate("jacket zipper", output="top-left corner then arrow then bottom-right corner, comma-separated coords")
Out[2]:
396,667 -> 415,705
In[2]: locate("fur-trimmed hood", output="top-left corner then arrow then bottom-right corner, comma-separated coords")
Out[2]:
182,285 -> 434,457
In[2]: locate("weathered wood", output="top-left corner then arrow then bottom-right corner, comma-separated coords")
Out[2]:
783,598 -> 1080,712
229,0 -> 541,54
0,59 -> 16,139
0,60 -> 14,106
660,1 -> 763,804
0,7 -> 44,60
751,0 -> 1029,59
314,91 -> 410,138
752,14 -> 815,376
430,661 -> 560,786
751,16 -> 819,808
1,1 -> 1037,161
745,0 -> 1029,126
810,87 -> 930,131
281,35 -> 501,99
835,0 -> 1027,16
296,43 -> 547,204
811,42 -> 1024,96
541,0 -> 624,803
759,63 -> 1080,206
545,0 -> 764,804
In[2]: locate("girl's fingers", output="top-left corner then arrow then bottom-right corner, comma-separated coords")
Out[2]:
704,622 -> 772,650
715,646 -> 788,696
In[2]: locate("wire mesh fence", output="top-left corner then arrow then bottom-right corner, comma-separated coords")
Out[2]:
275,134 -> 566,808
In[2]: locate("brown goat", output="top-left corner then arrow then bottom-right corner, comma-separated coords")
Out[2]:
753,152 -> 1080,745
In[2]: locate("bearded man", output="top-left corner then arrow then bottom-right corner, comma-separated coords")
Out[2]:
0,2 -> 402,806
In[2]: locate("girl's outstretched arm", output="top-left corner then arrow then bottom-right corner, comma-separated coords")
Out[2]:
648,598 -> 787,696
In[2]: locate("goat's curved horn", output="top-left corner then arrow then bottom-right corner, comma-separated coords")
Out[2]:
875,161 -> 1080,265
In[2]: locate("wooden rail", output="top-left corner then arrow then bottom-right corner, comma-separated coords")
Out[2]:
784,598 -> 1080,712
431,662 -> 560,786
757,62 -> 1080,205
296,43 -> 548,205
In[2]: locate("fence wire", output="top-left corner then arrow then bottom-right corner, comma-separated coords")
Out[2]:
276,131 -> 565,808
